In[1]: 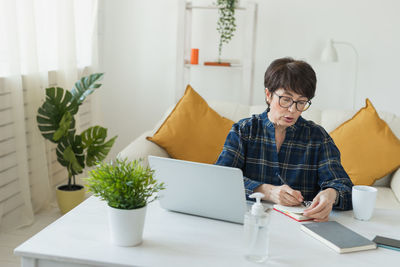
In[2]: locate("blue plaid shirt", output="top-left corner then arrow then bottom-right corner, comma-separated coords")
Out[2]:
216,110 -> 353,210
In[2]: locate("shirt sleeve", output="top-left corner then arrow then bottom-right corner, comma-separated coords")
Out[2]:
215,123 -> 263,196
317,136 -> 353,211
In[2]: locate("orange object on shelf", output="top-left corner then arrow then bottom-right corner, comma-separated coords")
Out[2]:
190,48 -> 199,64
204,61 -> 231,66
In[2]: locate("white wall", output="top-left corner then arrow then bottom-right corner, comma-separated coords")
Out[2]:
99,0 -> 178,157
99,0 -> 400,158
252,0 -> 400,113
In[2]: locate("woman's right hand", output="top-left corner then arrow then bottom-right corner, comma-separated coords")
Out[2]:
255,184 -> 303,206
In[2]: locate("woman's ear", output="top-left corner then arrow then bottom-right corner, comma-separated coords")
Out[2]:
265,88 -> 272,103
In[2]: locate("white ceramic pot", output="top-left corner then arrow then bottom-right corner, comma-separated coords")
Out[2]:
107,205 -> 147,246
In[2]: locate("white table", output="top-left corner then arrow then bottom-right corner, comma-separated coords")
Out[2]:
14,196 -> 400,267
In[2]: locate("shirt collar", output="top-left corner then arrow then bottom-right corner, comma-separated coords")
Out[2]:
261,110 -> 304,132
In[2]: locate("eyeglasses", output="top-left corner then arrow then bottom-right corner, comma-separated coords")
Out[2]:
273,93 -> 311,112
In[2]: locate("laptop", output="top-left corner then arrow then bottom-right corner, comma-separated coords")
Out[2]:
148,155 -> 248,224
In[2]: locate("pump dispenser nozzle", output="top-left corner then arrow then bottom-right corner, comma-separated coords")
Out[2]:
249,192 -> 265,216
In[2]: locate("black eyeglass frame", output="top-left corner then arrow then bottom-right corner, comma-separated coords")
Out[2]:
273,93 -> 312,112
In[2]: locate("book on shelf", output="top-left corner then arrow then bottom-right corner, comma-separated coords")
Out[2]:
301,221 -> 377,253
273,204 -> 313,222
203,61 -> 231,66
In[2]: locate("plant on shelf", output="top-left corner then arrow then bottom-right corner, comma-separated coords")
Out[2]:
36,73 -> 117,214
85,158 -> 165,246
216,0 -> 238,62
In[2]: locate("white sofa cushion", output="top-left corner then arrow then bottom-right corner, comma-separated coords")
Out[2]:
208,102 -> 251,122
118,130 -> 170,167
375,186 -> 400,209
320,110 -> 357,133
372,174 -> 392,187
321,109 -> 400,137
248,105 -> 267,118
378,111 -> 400,139
391,168 -> 400,202
299,108 -> 322,125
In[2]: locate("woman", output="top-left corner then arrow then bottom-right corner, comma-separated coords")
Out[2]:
216,57 -> 353,222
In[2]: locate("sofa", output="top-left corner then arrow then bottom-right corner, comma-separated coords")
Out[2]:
118,101 -> 400,210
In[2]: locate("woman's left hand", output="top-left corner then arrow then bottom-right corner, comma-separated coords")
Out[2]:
303,188 -> 337,222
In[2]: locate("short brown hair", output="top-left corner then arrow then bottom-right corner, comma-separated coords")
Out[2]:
264,57 -> 316,100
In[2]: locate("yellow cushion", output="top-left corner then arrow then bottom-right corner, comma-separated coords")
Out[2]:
146,85 -> 234,164
330,99 -> 400,185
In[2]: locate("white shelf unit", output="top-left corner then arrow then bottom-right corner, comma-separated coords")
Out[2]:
176,0 -> 257,104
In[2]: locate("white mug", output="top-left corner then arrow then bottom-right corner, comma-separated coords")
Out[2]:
352,185 -> 377,221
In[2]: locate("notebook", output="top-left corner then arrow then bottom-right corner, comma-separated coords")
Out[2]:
372,235 -> 400,252
301,221 -> 377,253
273,204 -> 313,222
148,155 -> 249,224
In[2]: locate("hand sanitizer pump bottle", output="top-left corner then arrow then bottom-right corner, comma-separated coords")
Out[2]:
244,192 -> 270,263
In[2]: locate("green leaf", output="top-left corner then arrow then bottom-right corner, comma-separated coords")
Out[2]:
71,73 -> 104,105
53,111 -> 72,141
63,146 -> 83,174
36,87 -> 78,143
56,133 -> 85,177
81,126 -> 117,167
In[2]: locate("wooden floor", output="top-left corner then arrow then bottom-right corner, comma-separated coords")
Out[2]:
0,205 -> 61,267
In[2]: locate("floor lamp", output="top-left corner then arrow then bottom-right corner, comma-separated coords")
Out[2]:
321,39 -> 359,110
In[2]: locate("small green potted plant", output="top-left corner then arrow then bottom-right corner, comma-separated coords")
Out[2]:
36,73 -> 117,214
216,0 -> 238,63
85,158 -> 165,246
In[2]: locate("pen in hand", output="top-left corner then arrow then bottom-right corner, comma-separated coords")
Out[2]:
276,173 -> 287,186
276,173 -> 311,207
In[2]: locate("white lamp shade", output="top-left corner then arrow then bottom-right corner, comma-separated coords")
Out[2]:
321,39 -> 338,62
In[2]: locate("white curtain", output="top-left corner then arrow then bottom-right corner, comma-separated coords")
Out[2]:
0,0 -> 98,231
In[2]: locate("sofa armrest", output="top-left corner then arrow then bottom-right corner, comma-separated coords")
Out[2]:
117,130 -> 170,167
390,168 -> 400,202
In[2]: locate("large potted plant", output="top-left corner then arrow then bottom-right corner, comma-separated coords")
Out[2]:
36,73 -> 117,214
85,158 -> 165,246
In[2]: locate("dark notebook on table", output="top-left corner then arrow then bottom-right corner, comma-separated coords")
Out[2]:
301,221 -> 377,253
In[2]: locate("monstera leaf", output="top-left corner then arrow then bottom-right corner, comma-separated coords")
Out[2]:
71,73 -> 104,105
81,126 -> 117,167
63,146 -> 83,174
37,87 -> 78,143
53,111 -> 73,141
56,133 -> 85,176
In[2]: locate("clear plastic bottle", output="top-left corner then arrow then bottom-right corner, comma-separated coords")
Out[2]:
243,192 -> 270,263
